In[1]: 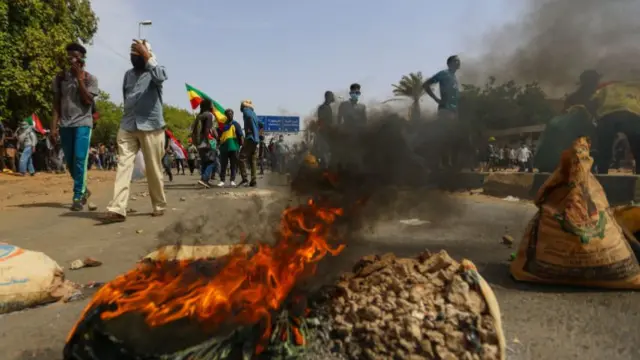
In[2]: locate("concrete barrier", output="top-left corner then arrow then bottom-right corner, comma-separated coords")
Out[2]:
448,172 -> 639,206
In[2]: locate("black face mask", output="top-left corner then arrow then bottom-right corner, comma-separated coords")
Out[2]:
130,55 -> 146,70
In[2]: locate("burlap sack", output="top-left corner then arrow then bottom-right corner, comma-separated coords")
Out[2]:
510,137 -> 640,288
0,243 -> 76,314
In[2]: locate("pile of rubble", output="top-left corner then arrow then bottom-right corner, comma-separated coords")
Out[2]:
326,251 -> 505,360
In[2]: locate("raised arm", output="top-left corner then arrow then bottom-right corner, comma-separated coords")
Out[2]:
146,58 -> 168,85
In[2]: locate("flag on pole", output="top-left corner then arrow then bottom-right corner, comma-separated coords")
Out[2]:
185,83 -> 227,129
165,129 -> 187,158
25,114 -> 46,135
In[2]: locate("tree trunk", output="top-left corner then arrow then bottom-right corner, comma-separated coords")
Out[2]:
410,101 -> 421,122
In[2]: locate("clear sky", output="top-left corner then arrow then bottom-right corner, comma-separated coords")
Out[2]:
88,0 -> 524,117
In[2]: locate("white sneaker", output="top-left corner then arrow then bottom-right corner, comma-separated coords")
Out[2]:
216,181 -> 225,187
230,181 -> 237,187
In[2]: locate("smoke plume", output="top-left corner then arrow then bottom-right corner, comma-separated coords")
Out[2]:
463,0 -> 640,93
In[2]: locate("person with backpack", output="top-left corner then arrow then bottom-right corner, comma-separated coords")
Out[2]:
52,42 -> 99,211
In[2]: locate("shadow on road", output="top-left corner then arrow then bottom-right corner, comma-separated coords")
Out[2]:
12,202 -> 68,209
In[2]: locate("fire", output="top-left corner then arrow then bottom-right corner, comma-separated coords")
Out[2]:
67,198 -> 345,352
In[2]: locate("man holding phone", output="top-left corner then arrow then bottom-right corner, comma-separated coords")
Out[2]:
52,42 -> 99,211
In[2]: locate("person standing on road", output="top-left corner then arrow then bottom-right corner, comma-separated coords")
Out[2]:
51,43 -> 99,210
517,143 -> 532,172
217,109 -> 243,187
187,139 -> 198,175
316,90 -> 335,167
337,84 -> 367,131
237,100 -> 263,187
191,99 -> 219,188
17,121 -> 37,176
423,55 -> 462,168
101,40 -> 168,223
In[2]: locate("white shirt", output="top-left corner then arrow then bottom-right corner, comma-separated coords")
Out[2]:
517,147 -> 531,162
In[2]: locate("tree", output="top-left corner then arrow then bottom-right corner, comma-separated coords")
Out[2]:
163,104 -> 195,144
92,91 -> 122,145
458,77 -> 558,131
0,0 -> 98,125
391,72 -> 425,121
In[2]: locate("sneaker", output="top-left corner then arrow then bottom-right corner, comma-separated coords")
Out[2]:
217,181 -> 225,187
230,181 -> 237,187
249,180 -> 257,187
237,179 -> 249,187
82,189 -> 92,205
198,180 -> 211,188
71,200 -> 84,211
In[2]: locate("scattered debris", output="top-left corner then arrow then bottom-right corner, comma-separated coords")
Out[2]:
509,253 -> 516,261
179,197 -> 186,202
127,208 -> 137,213
326,251 -> 505,360
469,188 -> 484,195
69,257 -> 102,270
501,235 -> 514,247
399,218 -> 431,226
87,203 -> 98,211
130,196 -> 138,201
502,196 -> 519,202
136,229 -> 144,234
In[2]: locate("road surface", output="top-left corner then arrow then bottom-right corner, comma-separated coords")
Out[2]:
0,172 -> 638,360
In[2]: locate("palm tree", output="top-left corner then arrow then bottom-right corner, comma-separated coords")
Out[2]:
391,72 -> 426,121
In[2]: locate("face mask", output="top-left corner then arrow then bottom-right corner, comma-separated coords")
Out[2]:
130,55 -> 146,70
350,93 -> 360,101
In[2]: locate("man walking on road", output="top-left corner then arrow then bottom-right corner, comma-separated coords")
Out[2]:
423,55 -> 462,168
52,43 -> 99,211
101,40 -> 168,223
238,100 -> 263,187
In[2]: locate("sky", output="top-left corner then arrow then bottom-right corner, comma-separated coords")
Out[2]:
87,0 -> 525,119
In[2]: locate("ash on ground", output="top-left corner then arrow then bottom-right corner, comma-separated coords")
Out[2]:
312,250 -> 503,360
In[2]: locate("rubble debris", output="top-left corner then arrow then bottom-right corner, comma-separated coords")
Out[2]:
325,250 -> 505,360
69,257 -> 102,270
501,235 -> 514,247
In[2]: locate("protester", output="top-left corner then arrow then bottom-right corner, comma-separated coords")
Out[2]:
517,143 -> 532,172
338,83 -> 367,130
217,109 -> 243,187
162,144 -> 174,182
423,55 -> 461,168
315,90 -> 335,167
237,100 -> 263,187
17,121 -> 37,176
275,134 -> 288,173
50,43 -> 98,210
192,99 -> 219,188
187,139 -> 198,175
172,139 -> 186,175
101,39 -> 167,223
2,123 -> 17,172
258,135 -> 267,175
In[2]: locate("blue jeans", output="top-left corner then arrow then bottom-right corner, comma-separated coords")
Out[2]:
59,126 -> 92,201
199,148 -> 217,182
18,146 -> 35,175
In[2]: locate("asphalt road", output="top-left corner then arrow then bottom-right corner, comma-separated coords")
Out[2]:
0,173 -> 638,360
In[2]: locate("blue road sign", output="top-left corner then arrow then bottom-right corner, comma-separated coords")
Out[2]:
257,115 -> 301,133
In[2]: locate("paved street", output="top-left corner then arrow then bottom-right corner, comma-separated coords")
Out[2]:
0,173 -> 638,360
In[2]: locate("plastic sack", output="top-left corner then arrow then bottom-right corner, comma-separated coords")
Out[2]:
511,137 -> 640,289
0,243 -> 76,314
132,150 -> 146,180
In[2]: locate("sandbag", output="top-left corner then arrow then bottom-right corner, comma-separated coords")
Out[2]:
511,137 -> 640,289
534,106 -> 595,173
0,243 -> 76,314
132,150 -> 146,180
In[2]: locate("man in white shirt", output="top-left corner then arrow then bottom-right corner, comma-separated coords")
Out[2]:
517,143 -> 532,172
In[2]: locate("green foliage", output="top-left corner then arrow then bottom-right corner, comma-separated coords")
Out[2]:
92,91 -> 122,145
459,77 -> 559,131
163,104 -> 195,144
0,0 -> 98,125
391,72 -> 425,121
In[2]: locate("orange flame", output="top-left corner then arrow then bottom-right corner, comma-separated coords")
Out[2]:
67,199 -> 344,351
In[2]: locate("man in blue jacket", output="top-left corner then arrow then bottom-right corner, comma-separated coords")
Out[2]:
238,100 -> 263,187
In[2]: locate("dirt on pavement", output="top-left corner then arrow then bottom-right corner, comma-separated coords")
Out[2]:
0,174 -> 638,360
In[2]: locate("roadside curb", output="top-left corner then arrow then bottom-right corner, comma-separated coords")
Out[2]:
451,172 -> 639,206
